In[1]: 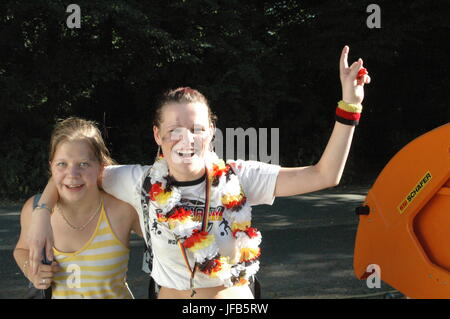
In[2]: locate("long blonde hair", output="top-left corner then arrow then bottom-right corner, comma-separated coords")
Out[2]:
49,117 -> 116,166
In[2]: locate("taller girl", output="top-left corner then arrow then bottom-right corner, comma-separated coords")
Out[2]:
28,46 -> 371,298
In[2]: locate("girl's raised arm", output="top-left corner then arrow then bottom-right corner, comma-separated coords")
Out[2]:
275,46 -> 370,197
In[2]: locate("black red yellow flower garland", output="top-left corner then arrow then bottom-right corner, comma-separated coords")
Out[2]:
148,153 -> 261,286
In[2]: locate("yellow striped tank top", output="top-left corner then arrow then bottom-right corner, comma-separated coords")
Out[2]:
52,203 -> 133,299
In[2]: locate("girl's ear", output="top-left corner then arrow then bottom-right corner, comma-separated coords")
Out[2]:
153,125 -> 162,146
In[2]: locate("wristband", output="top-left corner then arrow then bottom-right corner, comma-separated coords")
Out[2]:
335,100 -> 363,126
34,203 -> 52,214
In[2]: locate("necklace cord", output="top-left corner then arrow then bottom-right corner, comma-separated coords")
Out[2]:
58,201 -> 102,231
178,167 -> 211,297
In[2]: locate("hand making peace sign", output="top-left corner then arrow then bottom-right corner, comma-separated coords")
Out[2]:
339,45 -> 371,105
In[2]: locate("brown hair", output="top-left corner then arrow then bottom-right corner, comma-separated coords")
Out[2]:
49,117 -> 116,166
153,87 -> 218,128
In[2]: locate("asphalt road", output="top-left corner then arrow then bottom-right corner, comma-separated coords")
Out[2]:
0,185 -> 399,299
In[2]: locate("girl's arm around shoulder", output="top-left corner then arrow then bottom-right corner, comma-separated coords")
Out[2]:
14,196 -> 61,287
14,196 -> 40,280
103,193 -> 143,240
14,196 -> 36,252
101,164 -> 150,207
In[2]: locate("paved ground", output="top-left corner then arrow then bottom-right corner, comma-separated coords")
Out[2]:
0,185 -> 399,299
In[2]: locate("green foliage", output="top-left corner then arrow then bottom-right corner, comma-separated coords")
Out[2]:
0,0 -> 448,200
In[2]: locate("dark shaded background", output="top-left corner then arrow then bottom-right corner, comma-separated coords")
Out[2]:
1,0 -> 449,201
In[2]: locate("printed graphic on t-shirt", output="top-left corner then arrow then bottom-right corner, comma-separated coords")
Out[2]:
153,199 -> 232,239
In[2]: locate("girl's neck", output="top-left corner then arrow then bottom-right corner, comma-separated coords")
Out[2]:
169,167 -> 206,183
57,189 -> 102,217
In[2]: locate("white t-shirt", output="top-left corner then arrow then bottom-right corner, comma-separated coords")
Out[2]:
102,160 -> 280,290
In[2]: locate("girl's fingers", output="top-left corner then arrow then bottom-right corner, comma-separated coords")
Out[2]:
36,278 -> 52,289
51,261 -> 61,272
39,269 -> 54,276
30,246 -> 41,275
357,74 -> 371,86
349,59 -> 363,79
340,45 -> 349,74
28,249 -> 34,275
38,274 -> 53,281
45,239 -> 54,262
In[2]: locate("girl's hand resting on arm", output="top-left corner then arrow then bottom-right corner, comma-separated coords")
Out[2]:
27,261 -> 61,290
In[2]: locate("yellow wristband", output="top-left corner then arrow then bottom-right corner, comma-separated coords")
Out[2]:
338,100 -> 363,113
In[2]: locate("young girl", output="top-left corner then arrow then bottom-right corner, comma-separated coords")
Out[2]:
27,46 -> 371,298
14,117 -> 142,299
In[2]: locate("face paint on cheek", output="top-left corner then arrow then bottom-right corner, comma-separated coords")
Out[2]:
160,124 -> 212,166
165,128 -> 192,165
161,130 -> 180,143
196,128 -> 214,162
193,136 -> 203,156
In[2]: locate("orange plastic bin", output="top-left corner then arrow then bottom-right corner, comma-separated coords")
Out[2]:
354,123 -> 450,298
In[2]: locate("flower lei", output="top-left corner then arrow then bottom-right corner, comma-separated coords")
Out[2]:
148,152 -> 262,289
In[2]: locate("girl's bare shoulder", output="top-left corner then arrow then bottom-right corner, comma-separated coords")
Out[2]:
101,192 -> 136,219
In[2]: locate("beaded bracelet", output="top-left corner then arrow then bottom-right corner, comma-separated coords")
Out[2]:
34,203 -> 52,213
335,100 -> 363,126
